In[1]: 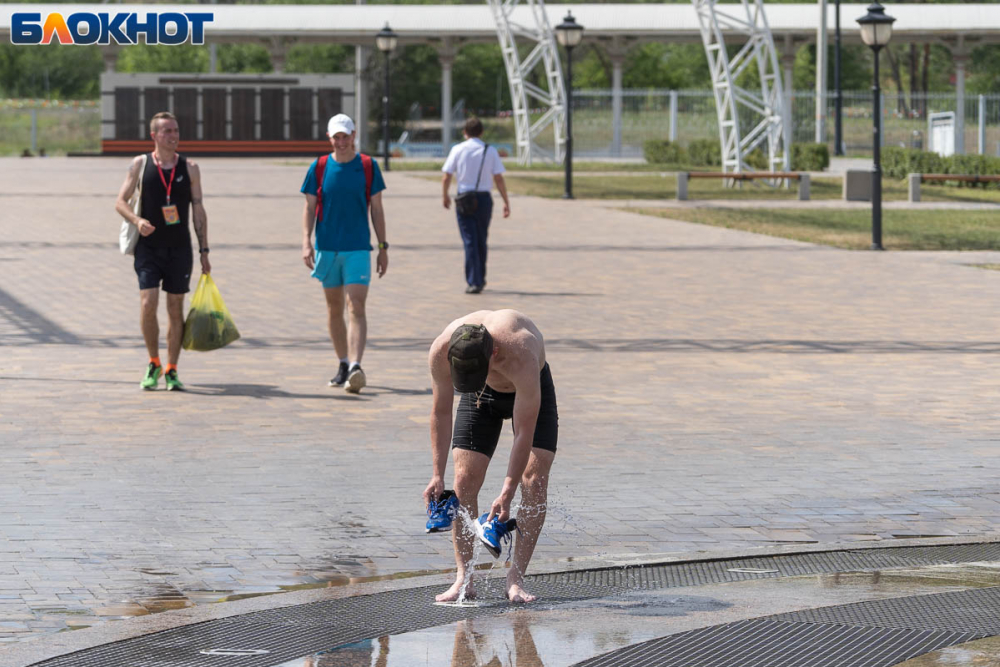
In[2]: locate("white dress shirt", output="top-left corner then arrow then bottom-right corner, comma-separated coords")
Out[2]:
442,138 -> 506,194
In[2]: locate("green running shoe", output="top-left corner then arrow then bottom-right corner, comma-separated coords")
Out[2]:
164,369 -> 185,392
141,362 -> 162,390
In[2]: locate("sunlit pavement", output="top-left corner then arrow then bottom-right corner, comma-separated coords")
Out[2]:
3,157 -> 1000,660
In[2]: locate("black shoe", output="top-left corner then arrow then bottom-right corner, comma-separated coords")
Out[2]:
466,285 -> 483,294
329,361 -> 350,387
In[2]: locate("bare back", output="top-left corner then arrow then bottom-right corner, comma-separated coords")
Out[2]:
431,309 -> 544,393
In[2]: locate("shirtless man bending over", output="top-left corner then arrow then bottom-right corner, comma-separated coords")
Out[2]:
424,309 -> 558,603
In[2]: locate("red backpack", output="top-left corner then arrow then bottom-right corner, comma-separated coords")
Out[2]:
314,153 -> 373,223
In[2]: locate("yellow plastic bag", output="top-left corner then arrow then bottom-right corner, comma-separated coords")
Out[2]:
182,274 -> 241,351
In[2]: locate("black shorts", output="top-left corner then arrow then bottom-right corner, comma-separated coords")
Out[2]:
452,363 -> 558,459
134,243 -> 193,294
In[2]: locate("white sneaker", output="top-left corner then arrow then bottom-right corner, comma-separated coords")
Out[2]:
345,366 -> 366,394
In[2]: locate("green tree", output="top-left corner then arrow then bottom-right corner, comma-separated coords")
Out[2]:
286,44 -> 354,74
218,43 -> 272,73
969,44 -> 1000,94
453,43 -> 508,113
623,43 -> 709,89
793,43 -> 871,92
117,44 -> 208,73
0,44 -> 102,98
370,44 -> 442,125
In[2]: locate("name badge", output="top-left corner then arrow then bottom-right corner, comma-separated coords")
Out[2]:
162,204 -> 180,225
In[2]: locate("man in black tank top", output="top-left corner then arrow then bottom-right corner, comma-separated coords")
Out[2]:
114,111 -> 211,392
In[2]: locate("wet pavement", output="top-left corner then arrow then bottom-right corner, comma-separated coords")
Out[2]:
275,561 -> 1000,667
4,157 -> 1000,663
901,636 -> 1000,666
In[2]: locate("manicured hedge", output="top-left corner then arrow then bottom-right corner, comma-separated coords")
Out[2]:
642,139 -> 688,165
644,138 -> 831,172
687,138 -> 722,167
882,147 -> 1000,186
881,147 -> 945,180
791,143 -> 830,171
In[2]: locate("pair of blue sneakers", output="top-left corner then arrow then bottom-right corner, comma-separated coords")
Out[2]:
425,490 -> 460,533
425,491 -> 517,558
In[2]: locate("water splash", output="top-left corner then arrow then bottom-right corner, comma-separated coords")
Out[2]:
456,507 -> 483,602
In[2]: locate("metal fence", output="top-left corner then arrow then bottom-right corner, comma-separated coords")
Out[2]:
0,100 -> 100,157
571,89 -> 1000,159
6,90 -> 1000,160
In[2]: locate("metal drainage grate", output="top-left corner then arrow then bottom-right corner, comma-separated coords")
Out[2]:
29,542 -> 1000,667
775,585 -> 1000,636
571,619 -> 981,667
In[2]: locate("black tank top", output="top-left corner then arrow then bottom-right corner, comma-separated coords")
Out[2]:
138,153 -> 192,249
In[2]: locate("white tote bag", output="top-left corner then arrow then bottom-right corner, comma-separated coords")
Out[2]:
119,153 -> 148,255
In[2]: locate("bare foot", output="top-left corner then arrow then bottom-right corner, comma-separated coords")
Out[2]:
436,579 -> 476,603
506,581 -> 537,603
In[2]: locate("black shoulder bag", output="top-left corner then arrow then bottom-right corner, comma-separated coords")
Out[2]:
454,144 -> 488,216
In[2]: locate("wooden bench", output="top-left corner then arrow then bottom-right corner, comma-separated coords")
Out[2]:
677,171 -> 810,201
908,172 -> 1000,202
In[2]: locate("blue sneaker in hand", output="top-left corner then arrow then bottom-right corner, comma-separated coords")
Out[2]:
425,490 -> 459,533
475,512 -> 517,558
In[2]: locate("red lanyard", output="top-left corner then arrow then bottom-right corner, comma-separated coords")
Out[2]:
152,152 -> 177,204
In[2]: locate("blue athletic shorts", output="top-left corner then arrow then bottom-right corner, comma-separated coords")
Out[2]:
311,250 -> 371,288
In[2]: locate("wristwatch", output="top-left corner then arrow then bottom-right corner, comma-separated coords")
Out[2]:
199,248 -> 210,254
378,242 -> 389,250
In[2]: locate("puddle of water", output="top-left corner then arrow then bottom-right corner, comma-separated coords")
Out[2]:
895,635 -> 1000,666
434,600 -> 507,609
727,568 -> 780,574
808,566 -> 1000,592
276,589 -> 728,667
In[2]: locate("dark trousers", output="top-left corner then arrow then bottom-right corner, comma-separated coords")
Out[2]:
456,192 -> 493,288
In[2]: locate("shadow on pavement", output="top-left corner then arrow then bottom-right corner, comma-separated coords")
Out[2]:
485,290 -> 601,297
187,383 -> 432,399
186,384 -> 365,400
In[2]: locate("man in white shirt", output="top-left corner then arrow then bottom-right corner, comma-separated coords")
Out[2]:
441,118 -> 511,294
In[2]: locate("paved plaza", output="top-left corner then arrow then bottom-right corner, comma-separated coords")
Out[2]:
2,157 -> 1000,660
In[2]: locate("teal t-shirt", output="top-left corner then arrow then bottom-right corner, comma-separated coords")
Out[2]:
300,154 -> 386,252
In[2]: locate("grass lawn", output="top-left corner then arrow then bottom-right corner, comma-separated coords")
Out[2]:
0,109 -> 99,156
631,206 -> 1000,251
502,173 -> 1000,204
389,160 -> 703,173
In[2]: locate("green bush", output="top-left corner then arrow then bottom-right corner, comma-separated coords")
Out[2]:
791,143 -> 830,171
745,149 -> 770,170
643,139 -> 688,165
944,154 -> 1000,186
881,147 -> 1000,187
687,138 -> 721,167
882,147 -> 945,180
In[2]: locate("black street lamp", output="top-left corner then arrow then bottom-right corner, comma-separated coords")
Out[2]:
857,2 -> 895,250
834,0 -> 843,156
375,23 -> 398,172
555,12 -> 583,200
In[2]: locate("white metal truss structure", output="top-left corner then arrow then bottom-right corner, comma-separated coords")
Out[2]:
692,0 -> 788,175
488,0 -> 567,165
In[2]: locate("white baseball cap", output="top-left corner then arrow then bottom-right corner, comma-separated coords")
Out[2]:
327,114 -> 355,136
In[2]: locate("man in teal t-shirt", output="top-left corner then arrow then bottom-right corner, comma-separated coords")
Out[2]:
301,113 -> 389,394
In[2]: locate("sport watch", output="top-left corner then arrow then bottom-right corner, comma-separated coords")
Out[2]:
378,242 -> 389,250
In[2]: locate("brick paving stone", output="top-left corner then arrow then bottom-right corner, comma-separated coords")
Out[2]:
4,157 -> 1000,644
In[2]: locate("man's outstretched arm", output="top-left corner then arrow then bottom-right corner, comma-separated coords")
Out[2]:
424,339 -> 456,506
487,363 -> 540,522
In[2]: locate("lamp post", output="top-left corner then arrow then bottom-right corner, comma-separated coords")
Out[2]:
834,0 -> 843,156
856,2 -> 895,251
375,23 -> 398,172
555,12 -> 583,200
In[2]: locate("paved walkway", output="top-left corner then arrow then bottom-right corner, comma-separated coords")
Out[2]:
2,157 -> 1000,648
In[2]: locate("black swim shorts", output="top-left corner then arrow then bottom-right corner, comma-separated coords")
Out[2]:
134,242 -> 193,294
452,363 -> 558,459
